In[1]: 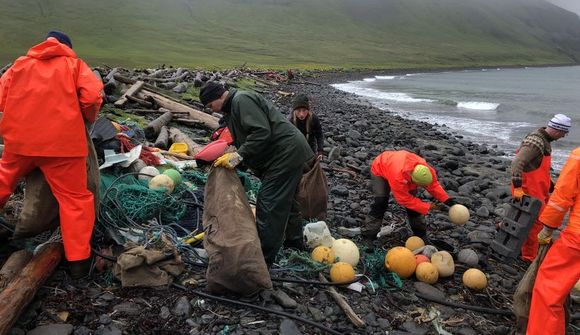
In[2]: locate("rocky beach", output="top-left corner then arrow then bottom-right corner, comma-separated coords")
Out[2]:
2,68 -> 577,335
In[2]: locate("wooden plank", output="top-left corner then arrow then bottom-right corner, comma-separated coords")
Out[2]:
319,274 -> 366,328
0,243 -> 64,334
0,250 -> 32,289
137,90 -> 219,130
114,80 -> 145,107
168,128 -> 204,156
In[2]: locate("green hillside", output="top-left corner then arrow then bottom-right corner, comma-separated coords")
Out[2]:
1,0 -> 580,69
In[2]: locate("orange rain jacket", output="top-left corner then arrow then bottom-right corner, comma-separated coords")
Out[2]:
539,147 -> 580,234
371,150 -> 449,214
0,38 -> 103,157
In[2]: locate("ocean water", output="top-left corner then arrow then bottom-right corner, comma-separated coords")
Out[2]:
332,66 -> 580,170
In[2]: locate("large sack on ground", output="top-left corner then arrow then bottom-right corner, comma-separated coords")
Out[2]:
297,159 -> 328,220
203,167 -> 272,296
14,128 -> 100,238
513,244 -> 549,334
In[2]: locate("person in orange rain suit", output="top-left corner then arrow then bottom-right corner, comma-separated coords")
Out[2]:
527,147 -> 580,335
0,31 -> 103,278
362,150 -> 458,242
511,114 -> 571,262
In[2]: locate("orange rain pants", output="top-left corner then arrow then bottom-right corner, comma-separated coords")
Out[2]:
0,151 -> 94,261
512,153 -> 551,262
526,229 -> 580,335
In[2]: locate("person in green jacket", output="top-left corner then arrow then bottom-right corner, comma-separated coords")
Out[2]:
200,81 -> 314,266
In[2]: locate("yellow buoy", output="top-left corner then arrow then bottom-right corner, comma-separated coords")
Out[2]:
462,268 -> 488,290
449,204 -> 470,225
385,247 -> 417,279
431,251 -> 455,277
330,262 -> 356,283
311,246 -> 336,264
415,262 -> 439,284
331,238 -> 360,267
405,236 -> 425,251
148,174 -> 175,194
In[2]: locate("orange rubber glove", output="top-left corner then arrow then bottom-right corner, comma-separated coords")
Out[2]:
513,187 -> 526,201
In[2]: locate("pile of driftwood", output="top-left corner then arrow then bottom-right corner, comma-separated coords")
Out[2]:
0,66 -> 296,334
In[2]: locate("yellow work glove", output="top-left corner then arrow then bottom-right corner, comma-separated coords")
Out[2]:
537,226 -> 554,245
214,152 -> 243,169
513,187 -> 526,201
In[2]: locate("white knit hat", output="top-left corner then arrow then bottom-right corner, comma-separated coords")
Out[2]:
548,114 -> 572,132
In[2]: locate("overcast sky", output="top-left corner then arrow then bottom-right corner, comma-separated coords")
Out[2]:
547,0 -> 580,15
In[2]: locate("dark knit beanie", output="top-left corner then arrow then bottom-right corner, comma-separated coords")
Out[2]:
200,81 -> 226,106
292,94 -> 310,110
46,31 -> 72,49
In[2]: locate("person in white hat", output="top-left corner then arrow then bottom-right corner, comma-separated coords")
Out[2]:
510,113 -> 571,262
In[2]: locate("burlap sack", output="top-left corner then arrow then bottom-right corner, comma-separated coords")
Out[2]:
113,238 -> 184,288
297,159 -> 328,220
203,167 -> 272,296
14,129 -> 100,238
513,244 -> 549,334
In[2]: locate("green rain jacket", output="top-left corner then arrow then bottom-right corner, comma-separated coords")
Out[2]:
222,89 -> 314,177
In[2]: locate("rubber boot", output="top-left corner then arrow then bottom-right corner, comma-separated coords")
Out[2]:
361,215 -> 382,238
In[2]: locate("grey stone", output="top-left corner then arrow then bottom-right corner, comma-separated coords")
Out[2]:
467,231 -> 492,243
348,129 -> 362,139
112,302 -> 140,316
98,314 -> 112,325
73,326 -> 91,335
307,306 -> 325,322
363,312 -> 379,327
337,226 -> 361,237
457,249 -> 479,266
97,325 -> 122,335
413,282 -> 446,300
159,306 -> 171,319
328,146 -> 341,162
27,324 -> 74,335
457,327 -> 478,335
476,206 -> 490,218
401,321 -> 427,335
272,289 -> 298,309
173,296 -> 191,316
377,318 -> 391,329
279,319 -> 302,335
330,186 -> 349,197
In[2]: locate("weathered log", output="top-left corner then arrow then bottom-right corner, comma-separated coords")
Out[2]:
175,118 -> 204,127
126,95 -> 153,108
154,126 -> 170,150
114,80 -> 145,107
137,91 -> 219,130
168,128 -> 204,156
144,111 -> 173,139
319,274 -> 366,328
0,250 -> 33,289
0,243 -> 64,334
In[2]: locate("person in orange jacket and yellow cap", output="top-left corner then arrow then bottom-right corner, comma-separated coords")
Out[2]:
527,147 -> 580,335
0,31 -> 103,279
362,150 -> 458,242
511,114 -> 571,262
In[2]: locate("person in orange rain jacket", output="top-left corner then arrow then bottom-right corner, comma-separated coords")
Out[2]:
511,114 -> 571,262
527,147 -> 580,335
362,150 -> 458,242
0,31 -> 103,279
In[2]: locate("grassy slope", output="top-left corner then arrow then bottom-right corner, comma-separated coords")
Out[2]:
1,0 -> 579,69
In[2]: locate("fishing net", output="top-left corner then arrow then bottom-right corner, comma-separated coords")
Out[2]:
274,249 -> 330,278
363,247 -> 403,290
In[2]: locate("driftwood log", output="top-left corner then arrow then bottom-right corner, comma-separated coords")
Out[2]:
319,274 -> 366,328
154,126 -> 170,150
144,111 -> 173,139
114,80 -> 145,107
0,243 -> 64,335
0,250 -> 33,289
168,128 -> 203,156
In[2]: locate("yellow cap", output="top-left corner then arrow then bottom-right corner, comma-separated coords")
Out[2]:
411,164 -> 433,186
